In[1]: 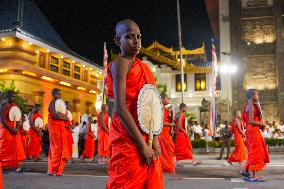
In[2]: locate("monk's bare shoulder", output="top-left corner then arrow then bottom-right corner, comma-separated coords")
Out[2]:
110,57 -> 131,75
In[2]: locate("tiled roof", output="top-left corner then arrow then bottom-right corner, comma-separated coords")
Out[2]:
0,0 -> 102,68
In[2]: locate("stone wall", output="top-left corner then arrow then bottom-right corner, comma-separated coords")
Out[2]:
243,55 -> 277,90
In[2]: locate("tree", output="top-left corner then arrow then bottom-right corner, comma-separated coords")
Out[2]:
157,83 -> 167,95
0,81 -> 29,114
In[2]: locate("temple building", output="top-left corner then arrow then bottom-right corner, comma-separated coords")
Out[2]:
116,41 -> 229,123
217,0 -> 284,122
0,0 -> 103,123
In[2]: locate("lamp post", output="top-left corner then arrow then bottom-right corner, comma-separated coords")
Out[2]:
219,63 -> 237,120
177,0 -> 184,103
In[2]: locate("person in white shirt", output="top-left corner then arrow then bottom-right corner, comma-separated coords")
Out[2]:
192,121 -> 203,140
268,125 -> 275,138
262,126 -> 271,139
277,120 -> 284,133
203,124 -> 213,141
273,129 -> 284,139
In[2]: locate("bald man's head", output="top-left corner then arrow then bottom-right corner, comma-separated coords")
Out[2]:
115,19 -> 139,37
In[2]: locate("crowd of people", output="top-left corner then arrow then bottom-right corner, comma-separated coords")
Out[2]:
0,19 -> 275,188
187,120 -> 284,142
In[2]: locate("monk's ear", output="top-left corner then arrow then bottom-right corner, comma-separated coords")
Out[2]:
114,37 -> 120,47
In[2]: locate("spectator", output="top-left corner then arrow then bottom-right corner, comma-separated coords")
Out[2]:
262,126 -> 271,139
273,129 -> 284,139
217,121 -> 233,160
78,121 -> 87,158
203,124 -> 213,141
277,120 -> 284,133
268,124 -> 275,137
192,121 -> 203,140
72,122 -> 80,158
42,124 -> 50,157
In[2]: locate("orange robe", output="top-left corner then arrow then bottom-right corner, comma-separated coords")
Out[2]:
0,162 -> 3,189
0,103 -> 26,168
47,110 -> 70,175
228,119 -> 246,163
27,113 -> 42,158
158,107 -> 175,173
97,112 -> 110,157
19,126 -> 28,156
243,103 -> 270,171
65,119 -> 74,157
82,124 -> 95,158
105,58 -> 164,189
175,113 -> 193,161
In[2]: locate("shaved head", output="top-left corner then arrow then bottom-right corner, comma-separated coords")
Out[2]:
115,19 -> 139,37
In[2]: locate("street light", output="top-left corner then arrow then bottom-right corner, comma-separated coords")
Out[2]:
219,64 -> 237,120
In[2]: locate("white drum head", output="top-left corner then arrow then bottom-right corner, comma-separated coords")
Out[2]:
23,121 -> 30,131
137,84 -> 163,135
35,117 -> 44,128
67,110 -> 73,121
55,99 -> 66,114
9,106 -> 21,122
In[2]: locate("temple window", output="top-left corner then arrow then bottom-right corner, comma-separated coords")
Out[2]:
50,56 -> 59,73
74,65 -> 81,80
62,61 -> 71,76
176,74 -> 187,92
195,73 -> 206,91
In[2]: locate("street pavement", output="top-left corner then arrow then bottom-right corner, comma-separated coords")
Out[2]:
3,154 -> 284,189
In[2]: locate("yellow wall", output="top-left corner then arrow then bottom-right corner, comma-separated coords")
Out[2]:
0,37 -> 101,124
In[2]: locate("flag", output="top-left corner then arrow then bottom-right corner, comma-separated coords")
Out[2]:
204,0 -> 219,39
208,42 -> 218,136
102,42 -> 108,105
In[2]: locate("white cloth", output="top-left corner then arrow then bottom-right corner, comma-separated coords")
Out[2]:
262,130 -> 271,139
268,127 -> 275,137
193,125 -> 203,135
72,125 -> 80,144
273,133 -> 284,139
92,123 -> 98,140
204,129 -> 212,141
277,124 -> 284,133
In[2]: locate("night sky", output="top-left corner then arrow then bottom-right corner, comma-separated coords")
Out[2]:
33,0 -> 213,66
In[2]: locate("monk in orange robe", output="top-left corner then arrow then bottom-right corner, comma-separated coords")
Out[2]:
19,115 -> 28,157
105,19 -> 164,189
0,91 -> 26,171
97,104 -> 110,164
175,103 -> 201,167
0,92 -> 4,188
0,162 -> 3,189
227,110 -> 246,166
82,117 -> 95,159
47,88 -> 70,176
65,102 -> 74,162
158,94 -> 179,178
242,89 -> 270,182
27,104 -> 43,161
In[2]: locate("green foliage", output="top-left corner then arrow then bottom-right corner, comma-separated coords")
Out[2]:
157,83 -> 167,94
265,138 -> 284,146
0,81 -> 29,114
191,140 -> 207,148
185,112 -> 196,123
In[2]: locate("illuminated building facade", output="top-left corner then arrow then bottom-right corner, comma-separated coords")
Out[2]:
224,0 -> 283,122
0,0 -> 103,123
128,41 -> 223,123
